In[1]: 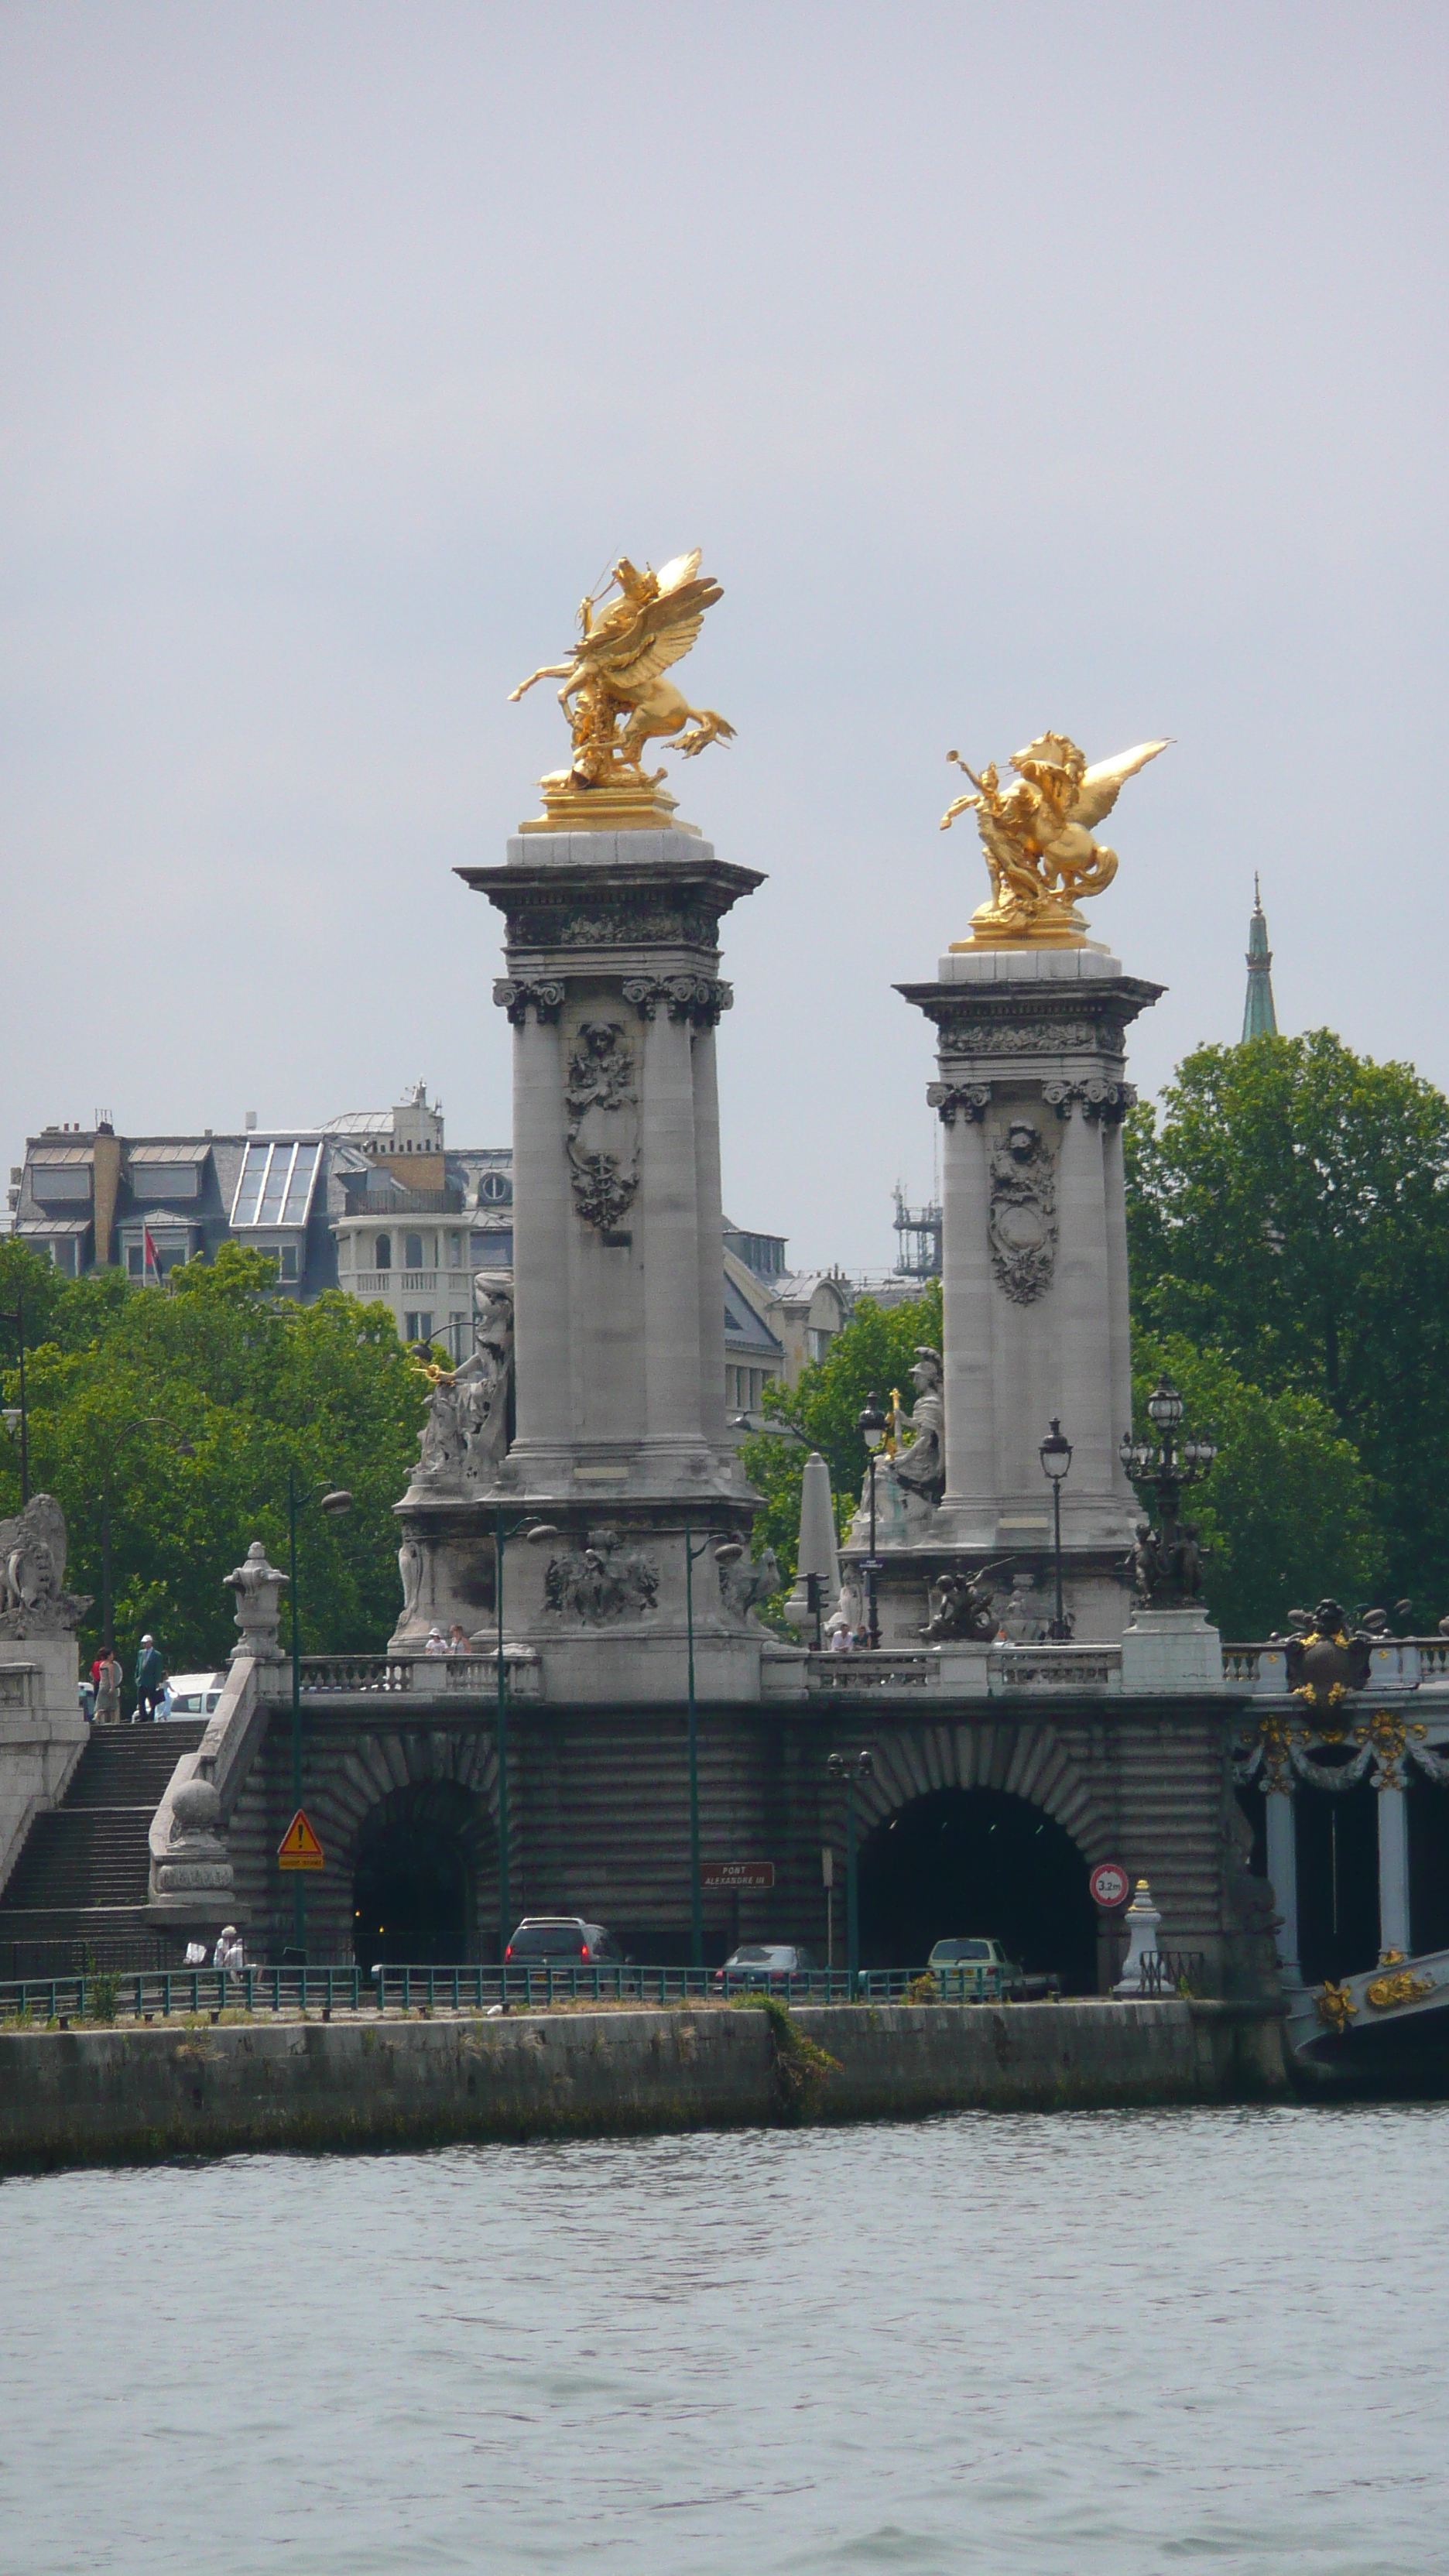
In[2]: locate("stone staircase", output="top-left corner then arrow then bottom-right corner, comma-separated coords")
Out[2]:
0,1722 -> 207,1965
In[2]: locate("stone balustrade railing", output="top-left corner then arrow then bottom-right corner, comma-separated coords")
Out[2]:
800,1643 -> 1124,1697
1221,1639 -> 1449,1694
287,1651 -> 543,1700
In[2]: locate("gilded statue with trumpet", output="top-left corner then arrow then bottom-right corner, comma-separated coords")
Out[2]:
511,550 -> 734,827
941,731 -> 1169,945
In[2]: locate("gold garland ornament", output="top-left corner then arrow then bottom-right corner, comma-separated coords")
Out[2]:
1314,1979 -> 1358,2036
1365,1968 -> 1437,2011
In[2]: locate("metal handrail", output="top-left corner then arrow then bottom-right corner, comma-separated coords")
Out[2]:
0,1959 -> 1086,2021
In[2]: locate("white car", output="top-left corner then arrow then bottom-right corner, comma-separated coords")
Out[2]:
162,1671 -> 227,1718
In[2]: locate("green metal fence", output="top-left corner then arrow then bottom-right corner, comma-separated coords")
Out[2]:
0,1960 -> 1039,2022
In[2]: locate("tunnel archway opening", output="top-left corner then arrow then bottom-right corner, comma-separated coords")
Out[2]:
351,1781 -> 487,1967
858,1786 -> 1099,1992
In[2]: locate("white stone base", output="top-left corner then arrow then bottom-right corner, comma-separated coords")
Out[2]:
1119,1609 -> 1225,1694
0,1636 -> 87,1898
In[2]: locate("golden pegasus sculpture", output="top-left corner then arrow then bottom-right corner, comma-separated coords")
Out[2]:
942,730 -> 1169,944
510,552 -> 734,815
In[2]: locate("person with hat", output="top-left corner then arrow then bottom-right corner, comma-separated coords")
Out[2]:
134,1633 -> 164,1722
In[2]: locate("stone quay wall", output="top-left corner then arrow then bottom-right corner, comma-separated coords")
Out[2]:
0,1998 -> 1287,2173
221,1686 -> 1248,1991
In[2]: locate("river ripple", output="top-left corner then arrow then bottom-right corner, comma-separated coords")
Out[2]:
0,2104 -> 1442,2574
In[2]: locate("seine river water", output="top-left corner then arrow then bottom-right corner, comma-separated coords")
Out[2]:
1,2102 -> 1442,2575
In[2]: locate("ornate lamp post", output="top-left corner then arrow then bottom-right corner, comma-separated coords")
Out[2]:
492,1509 -> 557,1971
1038,1416 -> 1073,1640
286,1468 -> 353,1958
694,1533 -> 748,1971
1118,1376 -> 1217,1605
0,1296 -> 29,1505
827,1746 -> 875,1995
856,1392 -> 886,1648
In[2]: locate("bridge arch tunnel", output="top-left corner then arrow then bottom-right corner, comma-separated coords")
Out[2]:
351,1780 -> 496,1967
857,1786 -> 1100,1990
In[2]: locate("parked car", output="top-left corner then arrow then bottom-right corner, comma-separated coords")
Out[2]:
161,1671 -> 227,1718
714,1944 -> 818,1989
927,1937 -> 1060,2001
504,1915 -> 624,1965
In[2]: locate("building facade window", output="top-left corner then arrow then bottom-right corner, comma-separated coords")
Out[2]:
405,1232 -> 425,1272
405,1311 -> 433,1345
375,1234 -> 392,1271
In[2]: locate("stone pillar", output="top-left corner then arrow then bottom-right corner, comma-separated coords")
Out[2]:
1378,1780 -> 1411,1958
512,1003 -> 572,1452
691,1020 -> 728,1454
938,1096 -> 995,1538
1101,1115 -> 1135,1486
1054,1101 -> 1115,1517
641,1008 -> 704,1447
1264,1786 -> 1301,1983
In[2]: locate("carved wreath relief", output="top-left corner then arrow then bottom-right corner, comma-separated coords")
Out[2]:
565,1020 -> 639,1232
988,1118 -> 1057,1303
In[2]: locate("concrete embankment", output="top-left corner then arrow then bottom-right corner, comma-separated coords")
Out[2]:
0,1998 -> 1288,2172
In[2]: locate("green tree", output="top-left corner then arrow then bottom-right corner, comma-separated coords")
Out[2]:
1126,1031 -> 1449,1613
1129,1333 -> 1383,1638
740,1283 -> 941,1593
0,1244 -> 426,1674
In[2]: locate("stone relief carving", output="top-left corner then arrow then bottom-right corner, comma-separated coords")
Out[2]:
493,978 -> 566,1026
718,1546 -> 781,1617
506,899 -> 723,951
940,1016 -> 1124,1059
565,1021 -> 639,1232
926,1081 -> 992,1125
0,1495 -> 91,1638
920,1568 -> 999,1643
622,974 -> 733,1026
399,1536 -> 423,1620
544,1526 -> 659,1623
988,1119 -> 1057,1303
1041,1077 -> 1136,1124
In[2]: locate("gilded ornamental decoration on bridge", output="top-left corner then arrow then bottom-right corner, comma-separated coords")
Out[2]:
940,730 -> 1168,947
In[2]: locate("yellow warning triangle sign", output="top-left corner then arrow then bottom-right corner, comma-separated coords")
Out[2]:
278,1808 -> 325,1871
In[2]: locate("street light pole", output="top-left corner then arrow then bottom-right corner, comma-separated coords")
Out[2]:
492,1509 -> 557,1969
1039,1417 -> 1074,1641
827,1748 -> 875,1995
286,1468 -> 354,1958
1,1297 -> 29,1506
856,1393 -> 886,1649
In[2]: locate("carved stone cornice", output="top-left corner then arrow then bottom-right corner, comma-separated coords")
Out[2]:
622,975 -> 734,1026
896,974 -> 1164,1067
1041,1077 -> 1138,1124
460,855 -> 764,960
493,978 -> 566,1026
926,1081 -> 992,1125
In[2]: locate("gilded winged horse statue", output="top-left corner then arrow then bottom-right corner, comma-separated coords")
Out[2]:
510,550 -> 734,794
941,730 -> 1169,943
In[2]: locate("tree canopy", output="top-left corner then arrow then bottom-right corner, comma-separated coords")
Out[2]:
1126,1031 -> 1449,1617
0,1239 -> 426,1680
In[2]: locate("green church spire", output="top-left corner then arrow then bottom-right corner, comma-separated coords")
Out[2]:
1241,873 -> 1279,1042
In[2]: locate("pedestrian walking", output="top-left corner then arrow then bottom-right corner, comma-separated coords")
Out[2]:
78,1675 -> 95,1722
93,1648 -> 122,1725
134,1633 -> 164,1722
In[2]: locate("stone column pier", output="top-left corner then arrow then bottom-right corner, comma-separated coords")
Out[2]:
862,943 -> 1164,1644
390,808 -> 769,1701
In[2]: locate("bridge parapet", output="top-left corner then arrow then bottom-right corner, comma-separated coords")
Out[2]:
259,1650 -> 544,1702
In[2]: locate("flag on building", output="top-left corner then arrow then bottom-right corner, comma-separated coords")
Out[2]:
143,1225 -> 159,1280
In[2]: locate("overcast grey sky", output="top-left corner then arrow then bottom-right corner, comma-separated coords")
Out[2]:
3,2 -> 1446,1271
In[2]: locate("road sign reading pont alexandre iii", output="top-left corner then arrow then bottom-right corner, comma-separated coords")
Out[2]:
701,1860 -> 775,1890
278,1810 -> 325,1872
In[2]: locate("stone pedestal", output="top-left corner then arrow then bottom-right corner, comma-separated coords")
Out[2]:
390,815 -> 770,1698
1120,1608 -> 1225,1694
0,1636 -> 87,1898
855,941 -> 1162,1646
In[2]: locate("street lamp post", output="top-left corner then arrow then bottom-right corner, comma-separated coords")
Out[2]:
1118,1376 -> 1217,1595
492,1507 -> 557,1971
1039,1417 -> 1074,1641
0,1297 -> 29,1506
286,1468 -> 354,1958
856,1392 -> 887,1649
827,1747 -> 875,1995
